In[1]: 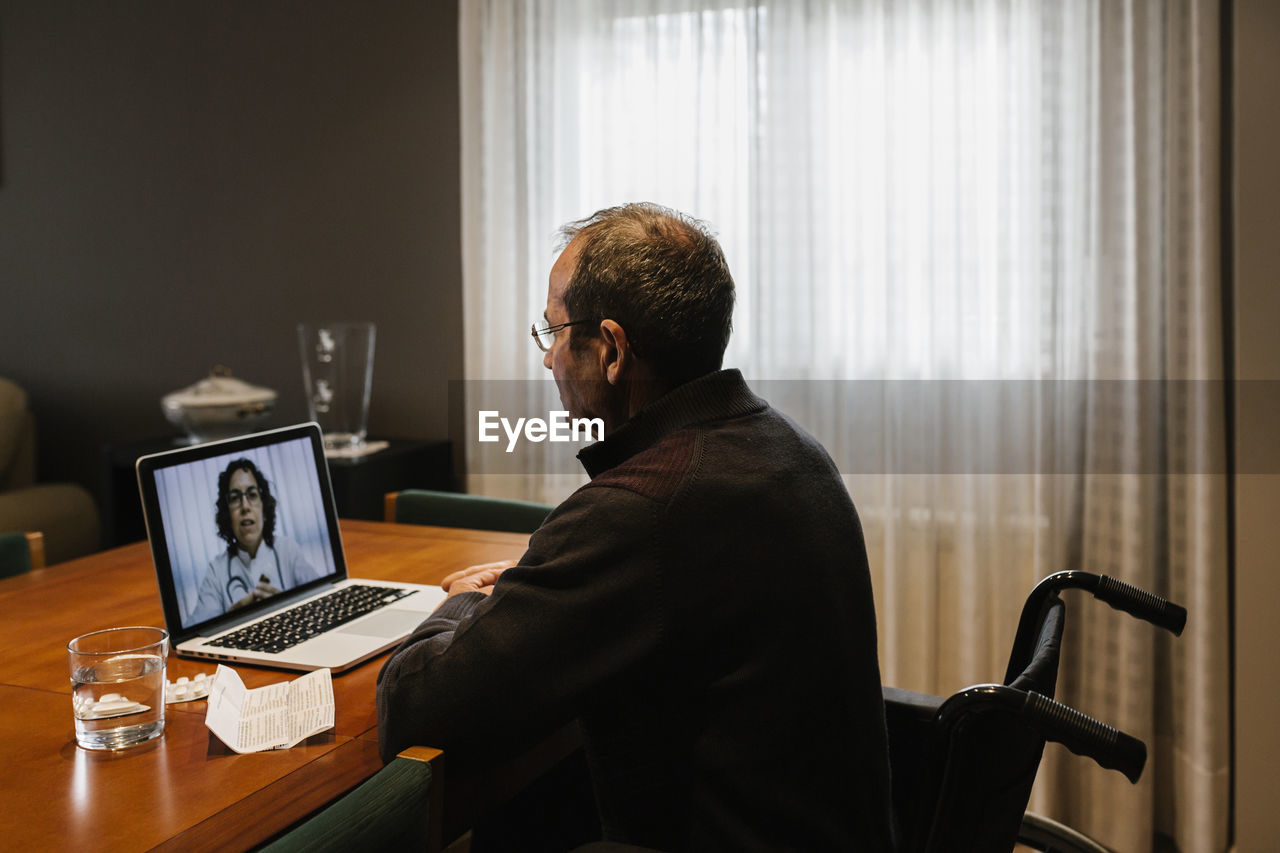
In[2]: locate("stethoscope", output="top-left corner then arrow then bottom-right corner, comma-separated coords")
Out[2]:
225,547 -> 281,603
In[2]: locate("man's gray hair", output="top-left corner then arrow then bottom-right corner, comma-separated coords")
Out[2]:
557,202 -> 735,385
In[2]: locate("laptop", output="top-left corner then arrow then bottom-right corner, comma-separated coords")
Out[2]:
136,422 -> 446,673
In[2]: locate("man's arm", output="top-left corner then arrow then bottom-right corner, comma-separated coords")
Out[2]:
375,487 -> 665,766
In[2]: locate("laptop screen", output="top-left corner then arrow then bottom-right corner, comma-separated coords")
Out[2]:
137,424 -> 345,639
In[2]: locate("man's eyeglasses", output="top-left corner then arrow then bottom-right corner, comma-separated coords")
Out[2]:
227,487 -> 262,508
531,319 -> 595,352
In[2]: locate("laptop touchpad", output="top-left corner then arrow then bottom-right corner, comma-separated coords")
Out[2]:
340,608 -> 431,638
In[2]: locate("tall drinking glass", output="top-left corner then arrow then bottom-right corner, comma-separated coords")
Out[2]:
298,322 -> 376,450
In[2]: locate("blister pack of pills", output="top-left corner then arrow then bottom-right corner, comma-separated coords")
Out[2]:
165,673 -> 213,704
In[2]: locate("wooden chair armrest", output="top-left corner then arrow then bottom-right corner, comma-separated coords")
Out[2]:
25,532 -> 45,569
399,746 -> 445,853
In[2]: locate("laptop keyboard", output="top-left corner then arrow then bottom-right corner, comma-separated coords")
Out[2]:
207,584 -> 414,654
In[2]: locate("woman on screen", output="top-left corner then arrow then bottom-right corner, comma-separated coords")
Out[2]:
188,458 -> 324,624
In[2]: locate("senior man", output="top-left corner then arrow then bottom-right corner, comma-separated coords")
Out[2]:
378,203 -> 894,851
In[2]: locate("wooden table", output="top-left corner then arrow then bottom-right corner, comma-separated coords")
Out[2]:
0,520 -> 531,852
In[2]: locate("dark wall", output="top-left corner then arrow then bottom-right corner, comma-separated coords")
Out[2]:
0,1 -> 462,501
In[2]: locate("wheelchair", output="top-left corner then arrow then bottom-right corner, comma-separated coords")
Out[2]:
884,570 -> 1187,853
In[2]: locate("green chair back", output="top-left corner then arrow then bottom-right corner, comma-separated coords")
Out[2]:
0,531 -> 35,579
261,748 -> 440,852
389,489 -> 553,534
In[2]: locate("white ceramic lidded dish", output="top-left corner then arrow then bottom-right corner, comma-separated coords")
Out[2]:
161,366 -> 276,444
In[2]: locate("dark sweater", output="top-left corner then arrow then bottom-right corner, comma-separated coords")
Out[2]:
377,369 -> 894,851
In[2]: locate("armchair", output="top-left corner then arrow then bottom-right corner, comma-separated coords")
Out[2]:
0,378 -> 100,564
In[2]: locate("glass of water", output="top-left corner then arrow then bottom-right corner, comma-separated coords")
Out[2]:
67,627 -> 168,751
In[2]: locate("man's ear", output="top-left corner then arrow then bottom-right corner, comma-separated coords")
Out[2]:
598,320 -> 630,386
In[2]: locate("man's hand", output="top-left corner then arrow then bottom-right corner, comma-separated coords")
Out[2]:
441,560 -> 517,598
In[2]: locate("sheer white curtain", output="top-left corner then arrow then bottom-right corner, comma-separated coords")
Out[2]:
1027,3 -> 1229,850
459,1 -> 1228,850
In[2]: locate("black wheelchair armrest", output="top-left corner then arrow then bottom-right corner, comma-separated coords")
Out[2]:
884,686 -> 944,721
883,686 -> 945,841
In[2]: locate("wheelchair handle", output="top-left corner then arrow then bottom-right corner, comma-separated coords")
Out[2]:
1023,691 -> 1147,784
1005,571 -> 1186,685
1093,574 -> 1186,636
